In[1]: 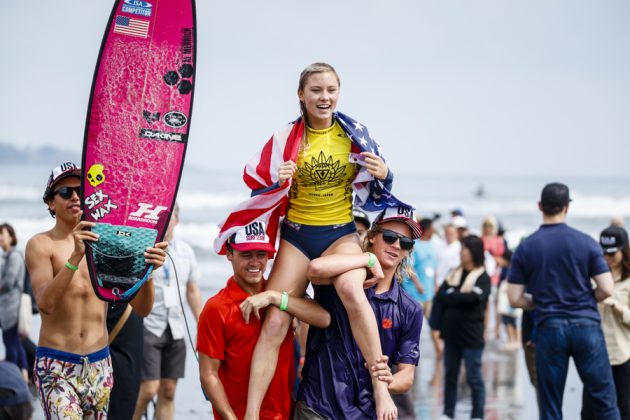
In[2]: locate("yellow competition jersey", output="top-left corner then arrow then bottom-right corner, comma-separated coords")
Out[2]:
287,122 -> 357,225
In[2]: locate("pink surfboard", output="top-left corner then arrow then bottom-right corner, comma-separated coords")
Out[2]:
81,0 -> 196,302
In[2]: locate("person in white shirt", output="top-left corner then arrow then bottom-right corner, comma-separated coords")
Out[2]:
133,203 -> 203,420
436,224 -> 461,287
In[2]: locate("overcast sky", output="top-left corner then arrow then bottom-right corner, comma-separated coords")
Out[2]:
1,0 -> 629,177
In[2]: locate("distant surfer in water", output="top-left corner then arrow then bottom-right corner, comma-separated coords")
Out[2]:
25,162 -> 168,419
237,63 -> 401,420
197,221 -> 330,419
296,205 -> 423,419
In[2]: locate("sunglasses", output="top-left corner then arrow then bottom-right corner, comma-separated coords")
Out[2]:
54,186 -> 80,199
380,229 -> 414,250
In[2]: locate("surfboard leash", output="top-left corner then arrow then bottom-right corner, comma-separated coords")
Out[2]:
169,250 -> 200,363
169,251 -> 210,402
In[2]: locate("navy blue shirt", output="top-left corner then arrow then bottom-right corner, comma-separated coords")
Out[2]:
508,223 -> 610,326
298,279 -> 423,419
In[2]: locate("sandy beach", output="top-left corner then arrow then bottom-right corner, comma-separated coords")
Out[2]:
10,287 -> 586,420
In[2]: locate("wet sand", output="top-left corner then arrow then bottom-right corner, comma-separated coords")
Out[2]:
21,299 -> 586,419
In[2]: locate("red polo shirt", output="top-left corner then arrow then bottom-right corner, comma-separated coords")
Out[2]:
197,277 -> 294,420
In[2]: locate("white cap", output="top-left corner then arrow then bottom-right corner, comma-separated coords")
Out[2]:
452,215 -> 468,229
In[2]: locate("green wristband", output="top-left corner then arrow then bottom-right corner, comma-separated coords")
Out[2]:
280,291 -> 289,311
367,252 -> 376,268
65,261 -> 79,271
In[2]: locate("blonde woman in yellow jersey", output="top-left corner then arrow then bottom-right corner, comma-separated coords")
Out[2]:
243,63 -> 398,420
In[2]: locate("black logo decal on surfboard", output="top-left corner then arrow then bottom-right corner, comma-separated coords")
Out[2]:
163,111 -> 187,128
139,128 -> 187,143
143,110 -> 161,124
162,64 -> 194,95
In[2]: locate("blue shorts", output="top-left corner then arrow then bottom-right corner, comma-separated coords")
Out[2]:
281,220 -> 357,260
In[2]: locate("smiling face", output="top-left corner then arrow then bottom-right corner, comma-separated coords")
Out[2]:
369,221 -> 413,271
227,249 -> 269,290
298,71 -> 340,130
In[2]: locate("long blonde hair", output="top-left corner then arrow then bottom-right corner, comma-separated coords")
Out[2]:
297,63 -> 341,153
364,224 -> 414,283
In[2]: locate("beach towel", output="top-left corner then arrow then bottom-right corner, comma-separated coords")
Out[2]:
213,111 -> 411,254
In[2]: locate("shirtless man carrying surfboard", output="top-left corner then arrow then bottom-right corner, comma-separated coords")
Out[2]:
25,162 -> 168,419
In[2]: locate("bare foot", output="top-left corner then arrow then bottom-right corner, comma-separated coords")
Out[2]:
374,381 -> 397,420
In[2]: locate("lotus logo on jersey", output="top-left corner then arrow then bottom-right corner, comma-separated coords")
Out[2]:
129,203 -> 168,225
163,111 -> 188,128
139,128 -> 187,143
122,0 -> 152,17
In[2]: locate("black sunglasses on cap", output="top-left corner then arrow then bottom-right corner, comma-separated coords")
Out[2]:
54,186 -> 80,199
380,229 -> 414,250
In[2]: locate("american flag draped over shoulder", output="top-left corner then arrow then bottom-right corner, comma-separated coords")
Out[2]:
213,111 -> 412,254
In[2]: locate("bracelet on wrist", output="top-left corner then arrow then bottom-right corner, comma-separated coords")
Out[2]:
65,260 -> 79,271
280,291 -> 289,311
367,252 -> 376,268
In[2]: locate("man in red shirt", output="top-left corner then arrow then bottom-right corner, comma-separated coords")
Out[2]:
197,221 -> 330,420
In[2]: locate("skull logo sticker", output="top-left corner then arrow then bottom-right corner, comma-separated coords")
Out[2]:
87,164 -> 106,187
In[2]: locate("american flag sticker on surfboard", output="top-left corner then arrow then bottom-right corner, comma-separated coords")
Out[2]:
113,16 -> 149,38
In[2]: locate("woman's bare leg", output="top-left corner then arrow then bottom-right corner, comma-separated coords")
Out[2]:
325,236 -> 398,420
244,241 -> 309,420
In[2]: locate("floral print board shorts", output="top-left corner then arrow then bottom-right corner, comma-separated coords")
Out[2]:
33,346 -> 114,420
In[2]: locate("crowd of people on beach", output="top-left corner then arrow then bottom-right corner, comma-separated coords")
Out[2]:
0,62 -> 629,420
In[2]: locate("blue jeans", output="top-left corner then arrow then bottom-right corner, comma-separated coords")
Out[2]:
443,343 -> 485,419
536,317 -> 620,420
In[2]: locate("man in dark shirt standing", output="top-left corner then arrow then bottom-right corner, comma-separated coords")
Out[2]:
508,183 -> 619,420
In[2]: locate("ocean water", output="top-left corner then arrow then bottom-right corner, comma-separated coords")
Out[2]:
2,163 -> 625,418
2,163 -> 630,294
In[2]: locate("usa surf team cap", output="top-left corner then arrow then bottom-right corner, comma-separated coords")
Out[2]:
43,161 -> 81,202
600,226 -> 629,254
373,205 -> 423,240
228,221 -> 276,256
